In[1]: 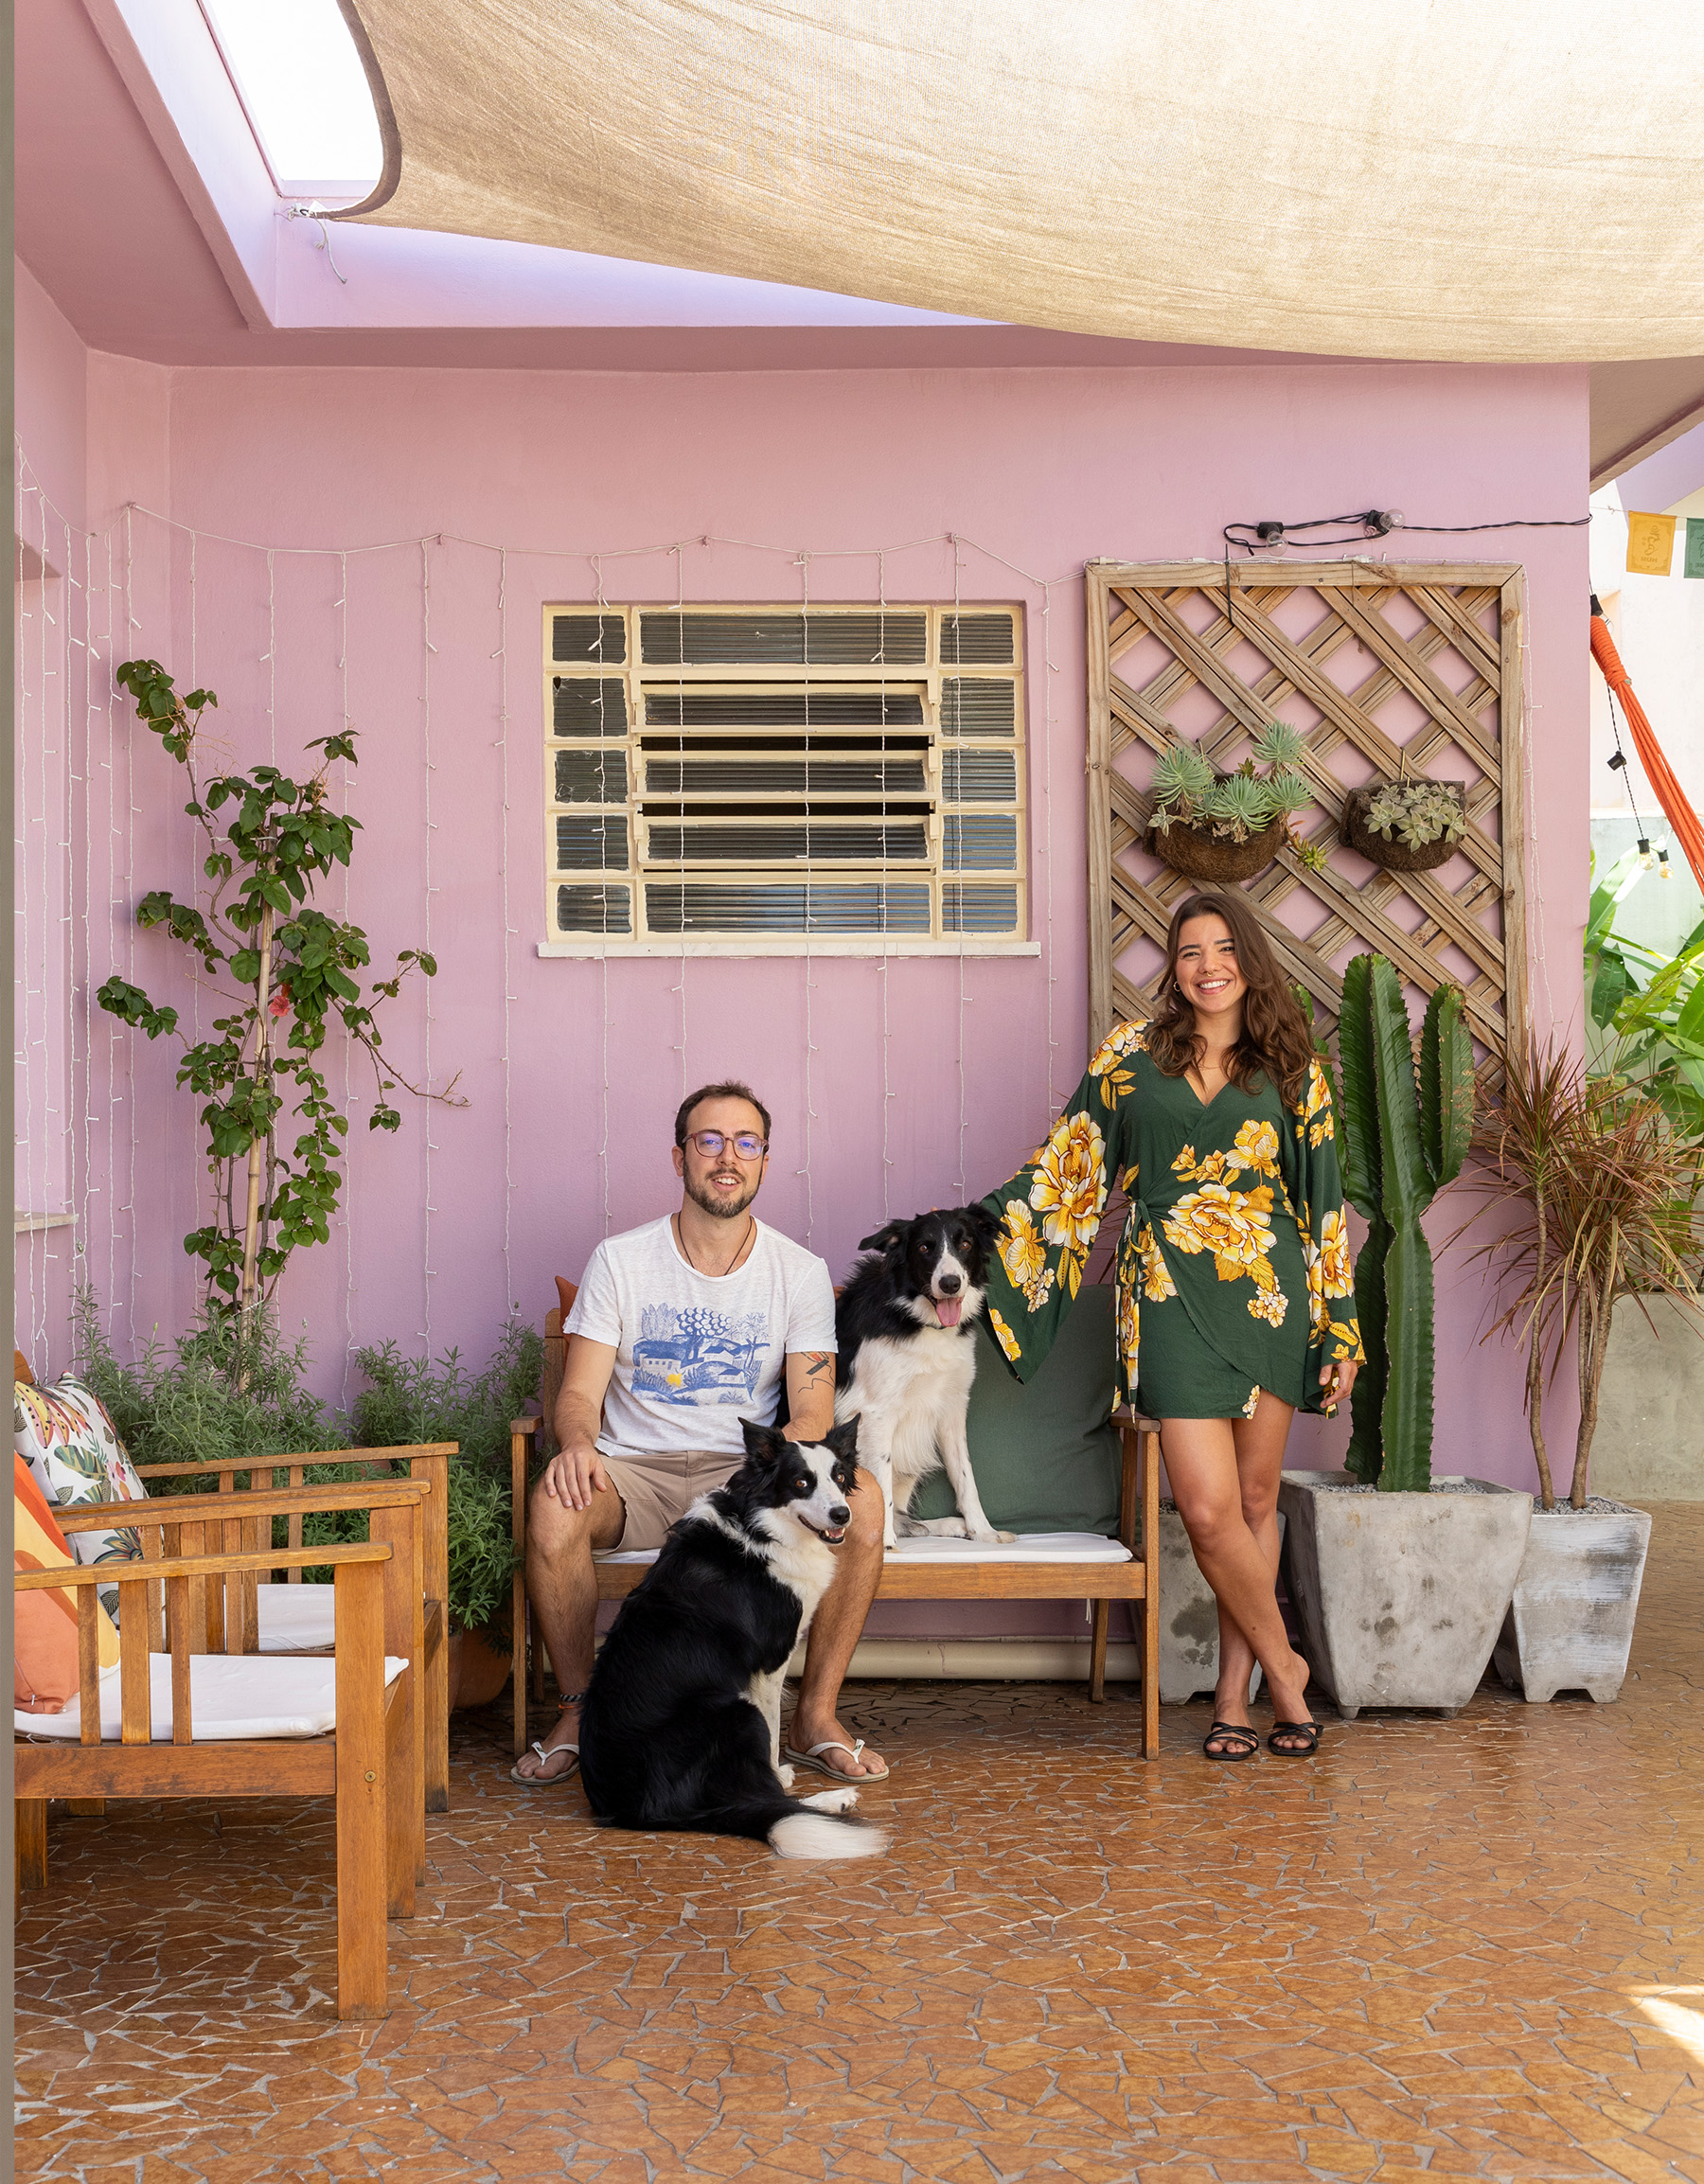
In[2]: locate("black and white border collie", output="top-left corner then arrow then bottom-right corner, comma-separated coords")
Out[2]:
577,1419 -> 887,1860
834,1206 -> 1015,1553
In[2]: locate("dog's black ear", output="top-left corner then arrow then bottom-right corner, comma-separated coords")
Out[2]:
740,1419 -> 790,1465
858,1220 -> 907,1256
965,1203 -> 1001,1252
824,1415 -> 861,1472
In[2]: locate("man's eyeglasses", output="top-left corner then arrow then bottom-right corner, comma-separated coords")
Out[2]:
683,1130 -> 768,1161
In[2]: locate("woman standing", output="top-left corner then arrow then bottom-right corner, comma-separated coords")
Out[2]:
980,891 -> 1361,1760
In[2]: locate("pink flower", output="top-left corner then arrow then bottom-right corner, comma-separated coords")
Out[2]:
269,986 -> 292,1020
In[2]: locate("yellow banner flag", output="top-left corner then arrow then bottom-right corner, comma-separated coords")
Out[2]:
1627,510 -> 1677,576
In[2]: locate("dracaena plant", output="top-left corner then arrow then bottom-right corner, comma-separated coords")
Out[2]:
98,660 -> 464,1329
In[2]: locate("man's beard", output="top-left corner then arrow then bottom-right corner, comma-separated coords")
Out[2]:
684,1171 -> 761,1221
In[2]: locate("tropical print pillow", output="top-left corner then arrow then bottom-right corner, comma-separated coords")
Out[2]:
14,1374 -> 146,1619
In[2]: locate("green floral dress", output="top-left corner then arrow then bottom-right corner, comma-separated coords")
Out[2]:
979,1020 -> 1362,1420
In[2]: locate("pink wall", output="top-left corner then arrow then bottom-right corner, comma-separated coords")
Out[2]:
13,300 -> 1589,1484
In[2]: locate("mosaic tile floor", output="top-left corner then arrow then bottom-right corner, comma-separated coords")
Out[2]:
17,1504 -> 1704,2182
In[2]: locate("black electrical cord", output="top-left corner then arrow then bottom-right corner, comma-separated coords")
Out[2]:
1223,510 -> 1590,554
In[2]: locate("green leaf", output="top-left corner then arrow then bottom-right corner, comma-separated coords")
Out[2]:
1591,949 -> 1633,1029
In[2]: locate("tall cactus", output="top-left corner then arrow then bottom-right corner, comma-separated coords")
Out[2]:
1336,956 -> 1473,1491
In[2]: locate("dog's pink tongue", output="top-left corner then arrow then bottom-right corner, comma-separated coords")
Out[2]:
935,1296 -> 965,1327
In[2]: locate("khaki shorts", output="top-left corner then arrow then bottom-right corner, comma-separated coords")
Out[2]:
601,1447 -> 744,1553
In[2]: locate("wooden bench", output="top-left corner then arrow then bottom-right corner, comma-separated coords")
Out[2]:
15,1537 -> 413,2021
508,1293 -> 1161,1761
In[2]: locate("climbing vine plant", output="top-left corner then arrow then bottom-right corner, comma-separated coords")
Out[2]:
98,660 -> 464,1325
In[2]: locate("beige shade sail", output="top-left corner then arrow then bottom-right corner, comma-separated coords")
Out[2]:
336,0 -> 1704,364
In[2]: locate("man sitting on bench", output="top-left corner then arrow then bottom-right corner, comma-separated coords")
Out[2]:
512,1078 -> 890,1787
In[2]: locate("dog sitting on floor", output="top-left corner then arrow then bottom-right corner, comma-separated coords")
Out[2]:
834,1205 -> 1015,1553
577,1418 -> 888,1860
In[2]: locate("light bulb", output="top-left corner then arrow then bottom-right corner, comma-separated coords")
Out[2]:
1659,849 -> 1672,879
1638,836 -> 1655,870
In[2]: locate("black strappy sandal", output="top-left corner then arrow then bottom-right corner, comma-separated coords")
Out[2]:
1202,1720 -> 1260,1762
1268,1719 -> 1322,1758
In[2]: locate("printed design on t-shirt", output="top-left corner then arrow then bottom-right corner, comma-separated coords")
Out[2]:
632,1303 -> 768,1406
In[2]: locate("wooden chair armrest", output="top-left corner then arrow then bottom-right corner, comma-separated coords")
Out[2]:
15,1540 -> 395,1591
132,1442 -> 458,1486
57,1479 -> 432,1529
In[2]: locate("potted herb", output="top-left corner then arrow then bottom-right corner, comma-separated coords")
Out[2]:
1279,955 -> 1533,1718
1460,1041 -> 1702,1702
1148,722 -> 1319,882
1341,776 -> 1467,873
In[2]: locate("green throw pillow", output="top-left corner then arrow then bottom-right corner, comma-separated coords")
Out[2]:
906,1286 -> 1121,1536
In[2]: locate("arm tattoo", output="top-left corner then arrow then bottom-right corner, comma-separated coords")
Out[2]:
800,1353 -> 834,1381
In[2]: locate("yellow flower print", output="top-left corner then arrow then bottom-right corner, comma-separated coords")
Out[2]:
1248,1284 -> 1288,1329
999,1202 -> 1050,1306
1137,1224 -> 1177,1303
1030,1112 -> 1108,1262
1172,1144 -> 1228,1184
1304,1058 -> 1336,1147
1319,1206 -> 1353,1298
1227,1119 -> 1280,1178
1327,1319 -> 1365,1360
1304,1237 -> 1330,1335
1089,1019 -> 1147,1107
1116,1284 -> 1141,1386
1242,1386 -> 1262,1420
987,1305 -> 1022,1364
1163,1181 -> 1279,1292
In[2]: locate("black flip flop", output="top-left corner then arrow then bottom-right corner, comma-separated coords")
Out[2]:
1202,1720 -> 1260,1762
1268,1719 -> 1322,1758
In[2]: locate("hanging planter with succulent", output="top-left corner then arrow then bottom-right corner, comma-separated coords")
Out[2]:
1341,775 -> 1467,874
1147,721 -> 1323,883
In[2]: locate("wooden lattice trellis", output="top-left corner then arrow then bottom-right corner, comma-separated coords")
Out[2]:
1086,559 -> 1529,1061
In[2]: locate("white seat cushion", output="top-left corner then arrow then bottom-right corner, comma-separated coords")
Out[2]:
255,1584 -> 339,1652
14,1651 -> 407,1742
595,1530 -> 1131,1568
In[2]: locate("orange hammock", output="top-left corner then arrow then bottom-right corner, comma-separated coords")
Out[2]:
1589,601 -> 1704,892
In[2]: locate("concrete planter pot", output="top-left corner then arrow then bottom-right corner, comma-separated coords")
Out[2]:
1277,1469 -> 1532,1719
1158,1502 -> 1286,1704
1492,1500 -> 1653,1703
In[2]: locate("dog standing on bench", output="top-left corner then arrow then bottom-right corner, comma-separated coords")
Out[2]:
834,1206 -> 1016,1553
577,1418 -> 888,1859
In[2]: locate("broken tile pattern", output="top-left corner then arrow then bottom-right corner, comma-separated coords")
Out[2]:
17,1503 -> 1704,2181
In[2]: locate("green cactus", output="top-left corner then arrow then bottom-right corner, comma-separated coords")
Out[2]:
1151,742 -> 1215,807
1263,766 -> 1314,819
1335,955 -> 1473,1490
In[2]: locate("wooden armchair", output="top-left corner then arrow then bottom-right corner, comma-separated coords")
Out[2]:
15,1537 -> 412,2021
56,1476 -> 435,1886
508,1290 -> 1161,1761
121,1445 -> 453,1812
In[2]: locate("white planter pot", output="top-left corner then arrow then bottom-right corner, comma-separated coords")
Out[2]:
1158,1502 -> 1286,1705
1492,1500 -> 1653,1703
1277,1470 -> 1533,1719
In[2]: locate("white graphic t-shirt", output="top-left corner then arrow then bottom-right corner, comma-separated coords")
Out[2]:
566,1216 -> 837,1461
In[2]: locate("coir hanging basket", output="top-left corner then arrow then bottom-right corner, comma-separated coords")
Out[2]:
1148,816 -> 1285,883
1340,783 -> 1465,874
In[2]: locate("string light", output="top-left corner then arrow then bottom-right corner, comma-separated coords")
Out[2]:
951,532 -> 967,1205
420,537 -> 437,1346
337,548 -> 356,1407
494,544 -> 515,1307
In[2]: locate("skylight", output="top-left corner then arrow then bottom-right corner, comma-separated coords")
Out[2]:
200,0 -> 383,202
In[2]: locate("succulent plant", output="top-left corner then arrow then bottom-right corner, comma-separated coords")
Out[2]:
1364,778 -> 1466,850
1263,766 -> 1314,819
1251,720 -> 1307,770
1204,772 -> 1275,842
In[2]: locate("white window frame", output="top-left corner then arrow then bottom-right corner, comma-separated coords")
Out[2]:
538,602 -> 1037,956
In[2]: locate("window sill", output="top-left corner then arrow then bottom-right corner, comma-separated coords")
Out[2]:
536,938 -> 1041,960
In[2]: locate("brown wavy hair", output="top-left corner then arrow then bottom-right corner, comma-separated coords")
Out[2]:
1145,892 -> 1316,1110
